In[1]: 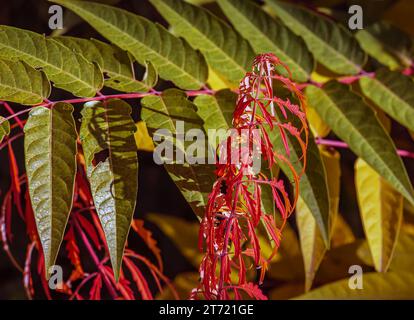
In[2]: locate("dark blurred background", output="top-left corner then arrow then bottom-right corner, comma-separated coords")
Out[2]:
0,0 -> 413,299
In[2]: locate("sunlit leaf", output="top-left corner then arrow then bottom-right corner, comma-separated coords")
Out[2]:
141,89 -> 215,219
355,22 -> 413,69
54,37 -> 157,93
296,146 -> 341,291
305,81 -> 414,206
217,0 -> 314,82
0,25 -> 102,97
359,69 -> 414,132
24,103 -> 77,275
134,121 -> 154,152
355,158 -> 403,272
150,0 -> 254,86
52,0 -> 207,90
80,99 -> 138,280
0,60 -> 50,105
296,271 -> 414,299
265,0 -> 366,75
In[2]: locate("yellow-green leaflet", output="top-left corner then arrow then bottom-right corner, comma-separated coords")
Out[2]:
0,25 -> 102,97
80,99 -> 138,281
24,103 -> 77,276
0,59 -> 50,105
52,0 -> 207,90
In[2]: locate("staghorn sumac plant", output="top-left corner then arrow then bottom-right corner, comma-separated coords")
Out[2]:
196,53 -> 308,300
1,0 -> 414,301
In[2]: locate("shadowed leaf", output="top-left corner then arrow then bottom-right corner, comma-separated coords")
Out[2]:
359,69 -> 414,132
305,81 -> 414,206
80,99 -> 138,281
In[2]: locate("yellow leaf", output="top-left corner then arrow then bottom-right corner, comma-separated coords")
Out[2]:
206,67 -> 235,91
355,158 -> 404,272
134,121 -> 154,152
296,146 -> 341,291
295,271 -> 414,299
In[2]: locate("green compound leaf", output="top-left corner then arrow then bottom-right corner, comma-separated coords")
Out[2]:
80,99 -> 138,281
193,89 -> 236,134
356,22 -> 413,70
24,103 -> 77,276
0,25 -> 103,97
52,0 -> 208,90
217,0 -> 314,82
359,69 -> 414,132
150,0 -> 254,86
54,37 -> 157,93
305,81 -> 414,206
142,89 -> 215,219
0,116 -> 10,143
265,0 -> 366,75
0,59 -> 50,105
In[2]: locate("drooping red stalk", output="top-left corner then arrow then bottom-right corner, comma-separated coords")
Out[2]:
196,53 -> 309,300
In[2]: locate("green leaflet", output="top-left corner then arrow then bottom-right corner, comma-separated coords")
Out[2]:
0,116 -> 10,143
150,0 -> 254,85
80,99 -> 138,281
296,271 -> 414,299
54,37 -> 157,93
193,89 -> 236,135
296,147 -> 341,291
24,103 -> 77,276
217,0 -> 314,82
270,114 -> 330,245
359,69 -> 414,132
0,25 -> 102,97
141,89 -> 215,219
0,59 -> 50,105
265,0 -> 366,75
52,0 -> 207,90
355,158 -> 403,272
306,81 -> 414,206
356,22 -> 413,70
